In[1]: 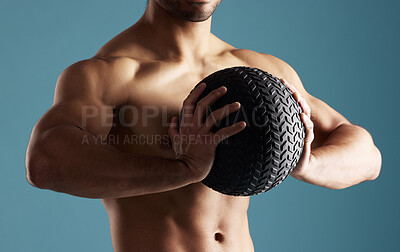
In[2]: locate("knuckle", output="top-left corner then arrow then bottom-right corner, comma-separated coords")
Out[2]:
305,136 -> 313,143
211,89 -> 220,95
216,109 -> 226,117
210,89 -> 222,97
186,104 -> 195,111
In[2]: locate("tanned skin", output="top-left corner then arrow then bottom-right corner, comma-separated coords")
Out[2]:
25,0 -> 382,251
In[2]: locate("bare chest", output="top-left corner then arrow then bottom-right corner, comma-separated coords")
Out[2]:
108,60 -> 242,157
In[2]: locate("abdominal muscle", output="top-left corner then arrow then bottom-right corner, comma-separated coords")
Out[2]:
99,62 -> 255,251
102,182 -> 254,252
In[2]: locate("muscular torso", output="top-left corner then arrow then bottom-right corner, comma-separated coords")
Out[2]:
94,29 -> 284,252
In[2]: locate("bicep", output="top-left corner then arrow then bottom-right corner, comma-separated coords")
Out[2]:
305,94 -> 350,147
268,56 -> 351,147
249,52 -> 352,147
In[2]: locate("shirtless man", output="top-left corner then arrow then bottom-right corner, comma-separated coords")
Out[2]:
25,0 -> 382,251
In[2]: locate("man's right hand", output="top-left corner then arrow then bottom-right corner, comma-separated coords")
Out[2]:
168,83 -> 246,183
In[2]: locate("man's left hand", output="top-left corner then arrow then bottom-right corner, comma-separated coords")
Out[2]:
280,78 -> 315,178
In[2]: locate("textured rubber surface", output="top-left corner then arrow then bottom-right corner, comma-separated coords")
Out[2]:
185,67 -> 305,196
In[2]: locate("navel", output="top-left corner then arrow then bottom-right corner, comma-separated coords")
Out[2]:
214,232 -> 224,242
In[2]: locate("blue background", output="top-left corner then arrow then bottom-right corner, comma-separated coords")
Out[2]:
1,0 -> 399,251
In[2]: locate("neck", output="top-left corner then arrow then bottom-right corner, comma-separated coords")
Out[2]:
135,0 -> 213,61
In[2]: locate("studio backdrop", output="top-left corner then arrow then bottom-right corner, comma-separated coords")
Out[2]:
0,0 -> 399,251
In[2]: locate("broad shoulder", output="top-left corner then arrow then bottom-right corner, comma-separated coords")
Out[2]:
55,57 -> 139,106
229,49 -> 306,93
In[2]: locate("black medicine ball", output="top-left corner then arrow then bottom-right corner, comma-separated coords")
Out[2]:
186,67 -> 305,196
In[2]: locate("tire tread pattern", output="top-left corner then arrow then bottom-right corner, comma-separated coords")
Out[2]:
191,67 -> 305,196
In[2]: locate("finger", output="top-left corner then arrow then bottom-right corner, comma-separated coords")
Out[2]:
294,92 -> 311,117
213,121 -> 246,144
202,102 -> 241,132
168,117 -> 179,145
193,86 -> 227,128
294,113 -> 314,168
181,83 -> 206,126
280,78 -> 298,93
280,78 -> 311,116
301,113 -> 314,145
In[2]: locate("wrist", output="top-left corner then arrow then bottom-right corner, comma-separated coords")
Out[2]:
175,159 -> 198,184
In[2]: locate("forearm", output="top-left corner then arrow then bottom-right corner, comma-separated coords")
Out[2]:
26,125 -> 194,198
292,123 -> 382,189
